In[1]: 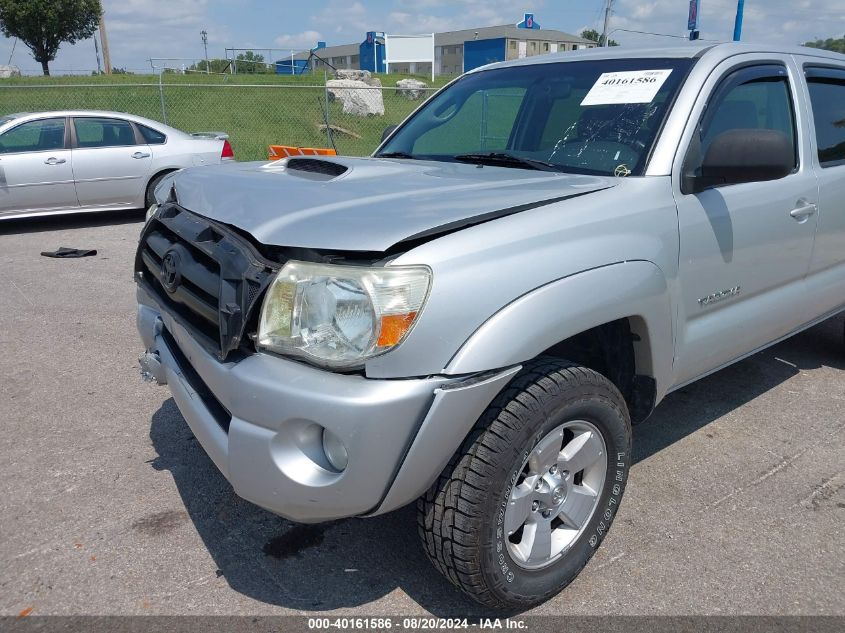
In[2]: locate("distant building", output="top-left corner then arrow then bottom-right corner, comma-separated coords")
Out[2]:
276,14 -> 595,76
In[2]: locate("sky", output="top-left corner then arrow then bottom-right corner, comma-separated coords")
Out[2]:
0,0 -> 843,75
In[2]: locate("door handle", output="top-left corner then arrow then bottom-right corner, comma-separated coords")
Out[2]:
132,151 -> 151,159
44,157 -> 66,165
789,202 -> 817,221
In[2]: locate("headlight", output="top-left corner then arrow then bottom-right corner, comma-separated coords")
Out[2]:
257,260 -> 431,368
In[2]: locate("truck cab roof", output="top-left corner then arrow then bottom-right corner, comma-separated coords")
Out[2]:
475,41 -> 845,74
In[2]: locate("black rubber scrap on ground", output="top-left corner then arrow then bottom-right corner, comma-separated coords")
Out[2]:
40,247 -> 97,258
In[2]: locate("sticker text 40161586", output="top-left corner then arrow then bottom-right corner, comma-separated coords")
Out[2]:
580,69 -> 673,106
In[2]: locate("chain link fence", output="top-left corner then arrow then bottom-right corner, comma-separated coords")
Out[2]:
0,78 -> 438,160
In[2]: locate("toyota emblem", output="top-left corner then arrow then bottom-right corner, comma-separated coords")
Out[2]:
160,249 -> 182,293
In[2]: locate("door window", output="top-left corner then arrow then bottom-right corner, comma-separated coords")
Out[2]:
805,69 -> 845,167
0,118 -> 66,154
74,118 -> 138,148
685,65 -> 798,185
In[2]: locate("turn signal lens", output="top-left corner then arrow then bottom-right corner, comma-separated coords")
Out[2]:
377,312 -> 417,347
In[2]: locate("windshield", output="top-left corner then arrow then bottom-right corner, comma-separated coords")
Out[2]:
376,58 -> 693,176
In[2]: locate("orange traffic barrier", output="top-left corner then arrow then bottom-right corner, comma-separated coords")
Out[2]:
268,145 -> 337,160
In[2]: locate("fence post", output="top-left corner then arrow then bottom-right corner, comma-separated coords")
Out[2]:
158,70 -> 168,124
323,71 -> 331,148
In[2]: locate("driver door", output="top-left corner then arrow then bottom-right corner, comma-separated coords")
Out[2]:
672,58 -> 819,386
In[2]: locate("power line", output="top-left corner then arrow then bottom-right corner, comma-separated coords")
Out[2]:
609,28 -> 721,42
590,1 -> 606,33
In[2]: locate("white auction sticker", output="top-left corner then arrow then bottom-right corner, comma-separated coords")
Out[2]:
580,69 -> 673,106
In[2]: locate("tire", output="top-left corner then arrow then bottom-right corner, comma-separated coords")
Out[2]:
417,359 -> 631,609
145,171 -> 171,208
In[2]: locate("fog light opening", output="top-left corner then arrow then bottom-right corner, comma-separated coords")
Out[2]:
321,428 -> 348,472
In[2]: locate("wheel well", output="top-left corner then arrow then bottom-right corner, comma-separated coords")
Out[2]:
146,169 -> 178,198
538,317 -> 656,424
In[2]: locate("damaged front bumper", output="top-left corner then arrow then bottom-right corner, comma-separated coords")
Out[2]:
136,286 -> 518,523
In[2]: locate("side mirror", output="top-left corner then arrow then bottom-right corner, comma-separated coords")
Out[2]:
381,124 -> 398,143
689,129 -> 794,193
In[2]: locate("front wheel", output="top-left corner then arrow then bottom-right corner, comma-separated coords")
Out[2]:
418,360 -> 631,609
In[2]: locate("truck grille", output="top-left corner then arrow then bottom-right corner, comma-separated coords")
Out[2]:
135,204 -> 279,360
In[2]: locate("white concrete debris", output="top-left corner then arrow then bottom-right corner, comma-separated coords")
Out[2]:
334,69 -> 379,85
395,78 -> 429,100
0,65 -> 22,79
326,79 -> 385,116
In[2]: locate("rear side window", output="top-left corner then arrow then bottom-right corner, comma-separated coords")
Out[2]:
0,118 -> 65,154
138,124 -> 166,145
74,117 -> 138,148
806,69 -> 845,168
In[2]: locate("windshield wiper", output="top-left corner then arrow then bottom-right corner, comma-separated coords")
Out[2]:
453,152 -> 561,172
377,151 -> 417,159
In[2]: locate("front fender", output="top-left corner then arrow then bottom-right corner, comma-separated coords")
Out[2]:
446,261 -> 674,400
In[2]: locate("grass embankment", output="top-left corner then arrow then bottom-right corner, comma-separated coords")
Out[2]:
0,73 -> 454,159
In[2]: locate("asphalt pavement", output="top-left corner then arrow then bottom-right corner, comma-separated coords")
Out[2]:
0,212 -> 843,617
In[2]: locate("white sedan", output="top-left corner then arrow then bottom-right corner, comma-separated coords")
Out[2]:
0,110 -> 234,220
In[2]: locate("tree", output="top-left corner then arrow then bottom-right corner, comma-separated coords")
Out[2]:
186,58 -> 231,74
581,28 -> 619,47
803,36 -> 845,54
92,66 -> 131,75
0,0 -> 102,76
235,50 -> 270,73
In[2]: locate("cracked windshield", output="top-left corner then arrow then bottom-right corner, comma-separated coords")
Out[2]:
377,58 -> 693,176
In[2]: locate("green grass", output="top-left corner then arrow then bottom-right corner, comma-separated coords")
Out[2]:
0,72 -> 454,87
0,72 -> 454,160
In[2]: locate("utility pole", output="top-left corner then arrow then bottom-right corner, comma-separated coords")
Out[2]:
733,0 -> 745,41
98,14 -> 112,74
201,30 -> 209,73
601,0 -> 614,47
94,34 -> 102,74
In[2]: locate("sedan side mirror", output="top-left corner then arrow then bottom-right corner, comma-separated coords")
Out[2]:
689,129 -> 794,193
381,125 -> 398,143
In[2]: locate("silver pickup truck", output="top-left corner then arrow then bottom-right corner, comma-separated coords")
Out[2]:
136,43 -> 845,608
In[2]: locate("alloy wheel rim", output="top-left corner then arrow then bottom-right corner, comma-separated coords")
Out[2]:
504,420 -> 607,570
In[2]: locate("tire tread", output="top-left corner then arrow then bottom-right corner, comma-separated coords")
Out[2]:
417,359 -> 629,608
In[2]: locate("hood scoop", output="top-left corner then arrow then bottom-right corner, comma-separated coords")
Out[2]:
285,157 -> 348,180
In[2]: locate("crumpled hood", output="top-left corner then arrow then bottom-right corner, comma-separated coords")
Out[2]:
162,156 -> 616,252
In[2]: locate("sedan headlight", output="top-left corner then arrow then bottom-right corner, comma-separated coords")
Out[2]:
144,203 -> 159,225
257,260 -> 431,368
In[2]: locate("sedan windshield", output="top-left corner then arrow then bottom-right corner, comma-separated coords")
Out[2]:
376,58 -> 694,176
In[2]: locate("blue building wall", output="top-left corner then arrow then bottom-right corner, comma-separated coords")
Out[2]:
463,38 -> 507,72
359,32 -> 385,73
275,59 -> 310,75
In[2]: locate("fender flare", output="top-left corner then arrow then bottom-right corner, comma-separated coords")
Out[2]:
445,260 -> 674,400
